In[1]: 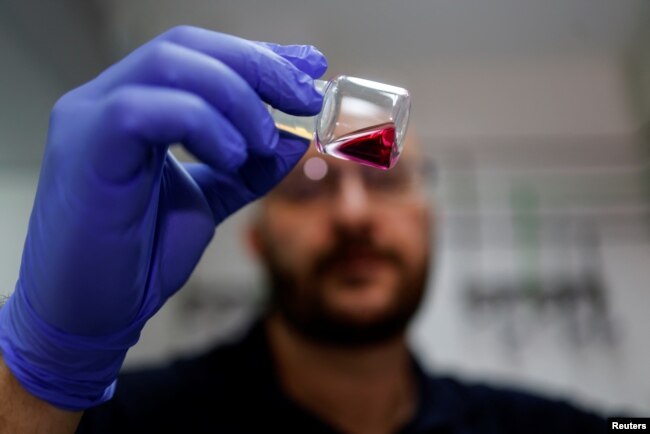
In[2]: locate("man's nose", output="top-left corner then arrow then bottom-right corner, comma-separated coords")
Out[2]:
331,172 -> 372,228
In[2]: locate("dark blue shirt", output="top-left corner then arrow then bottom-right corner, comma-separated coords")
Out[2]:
77,320 -> 607,433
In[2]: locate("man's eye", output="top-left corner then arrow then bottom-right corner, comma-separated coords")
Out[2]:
364,169 -> 411,191
276,179 -> 327,201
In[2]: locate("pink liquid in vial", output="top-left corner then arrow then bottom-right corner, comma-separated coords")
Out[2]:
319,122 -> 398,170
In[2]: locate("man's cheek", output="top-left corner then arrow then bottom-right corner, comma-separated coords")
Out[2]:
290,224 -> 331,257
272,226 -> 322,272
402,207 -> 431,248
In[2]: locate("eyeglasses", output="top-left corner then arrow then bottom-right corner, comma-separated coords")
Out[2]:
271,156 -> 435,203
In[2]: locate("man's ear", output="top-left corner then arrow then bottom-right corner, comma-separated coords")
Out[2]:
244,214 -> 265,260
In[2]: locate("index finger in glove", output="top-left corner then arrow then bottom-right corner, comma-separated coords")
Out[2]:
159,26 -> 325,116
255,42 -> 328,79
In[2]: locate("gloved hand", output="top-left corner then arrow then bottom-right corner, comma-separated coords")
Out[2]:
0,26 -> 327,410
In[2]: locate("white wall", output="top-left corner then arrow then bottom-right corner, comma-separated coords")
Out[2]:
0,169 -> 38,298
409,138 -> 650,414
0,19 -> 65,296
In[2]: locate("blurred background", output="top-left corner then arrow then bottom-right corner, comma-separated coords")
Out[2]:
1,0 -> 649,415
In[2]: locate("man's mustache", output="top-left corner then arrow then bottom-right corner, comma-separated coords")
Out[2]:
311,235 -> 404,277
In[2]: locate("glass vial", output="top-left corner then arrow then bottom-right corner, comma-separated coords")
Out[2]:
267,75 -> 410,170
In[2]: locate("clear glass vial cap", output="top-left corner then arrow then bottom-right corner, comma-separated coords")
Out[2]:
268,75 -> 411,170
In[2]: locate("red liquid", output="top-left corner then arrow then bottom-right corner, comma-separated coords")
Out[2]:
319,122 -> 398,170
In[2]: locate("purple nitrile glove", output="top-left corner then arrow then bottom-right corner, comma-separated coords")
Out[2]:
0,25 -> 327,410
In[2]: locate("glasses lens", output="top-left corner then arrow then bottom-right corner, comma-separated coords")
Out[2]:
273,157 -> 434,202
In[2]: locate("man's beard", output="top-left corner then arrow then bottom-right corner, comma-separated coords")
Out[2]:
259,230 -> 430,348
